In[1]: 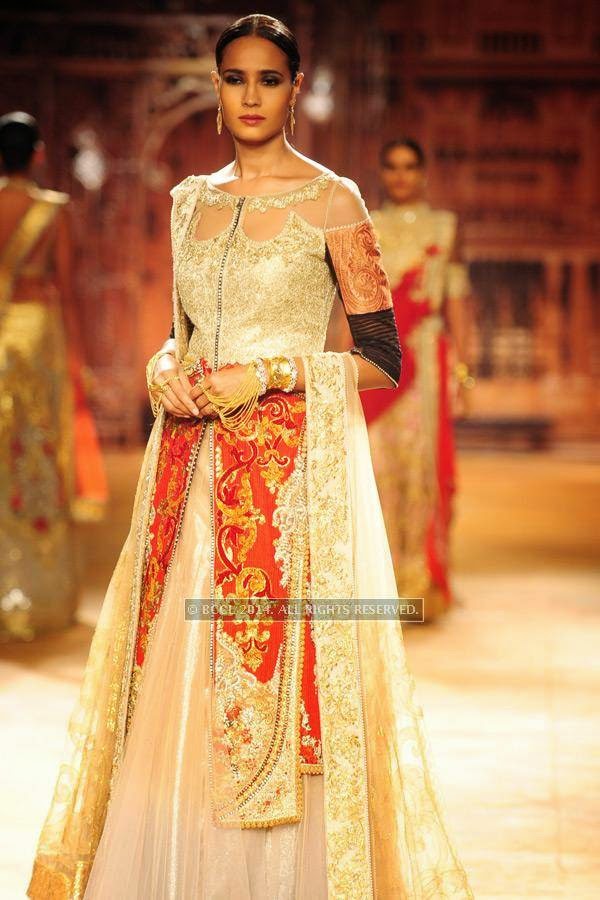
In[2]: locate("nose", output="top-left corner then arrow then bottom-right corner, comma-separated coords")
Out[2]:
242,79 -> 260,107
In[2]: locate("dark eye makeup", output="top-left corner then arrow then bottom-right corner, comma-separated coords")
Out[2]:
222,70 -> 285,87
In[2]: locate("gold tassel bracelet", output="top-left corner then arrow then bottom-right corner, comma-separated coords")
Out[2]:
198,361 -> 262,431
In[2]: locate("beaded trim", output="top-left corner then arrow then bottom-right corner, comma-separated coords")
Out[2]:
254,357 -> 268,396
284,357 -> 298,392
201,172 -> 334,212
350,347 -> 400,387
324,215 -> 370,234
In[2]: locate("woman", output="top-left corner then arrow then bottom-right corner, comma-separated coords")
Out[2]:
27,18 -> 473,899
360,138 -> 473,622
0,112 -> 106,643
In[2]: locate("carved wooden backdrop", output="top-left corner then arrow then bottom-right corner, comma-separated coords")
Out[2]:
0,2 -> 598,441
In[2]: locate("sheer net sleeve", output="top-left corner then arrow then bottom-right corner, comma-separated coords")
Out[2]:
324,178 -> 402,387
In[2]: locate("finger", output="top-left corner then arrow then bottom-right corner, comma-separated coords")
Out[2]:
169,375 -> 200,416
194,373 -> 217,394
159,395 -> 182,416
162,396 -> 195,419
179,369 -> 194,391
162,384 -> 191,416
195,394 -> 217,417
155,375 -> 193,416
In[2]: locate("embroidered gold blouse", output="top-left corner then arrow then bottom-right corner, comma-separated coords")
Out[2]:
167,169 -> 401,387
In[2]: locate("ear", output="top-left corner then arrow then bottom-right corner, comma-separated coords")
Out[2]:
292,72 -> 304,100
210,69 -> 220,97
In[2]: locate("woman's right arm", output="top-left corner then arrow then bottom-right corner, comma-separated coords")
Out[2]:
147,331 -> 199,418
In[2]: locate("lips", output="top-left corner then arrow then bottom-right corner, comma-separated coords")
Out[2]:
239,115 -> 265,125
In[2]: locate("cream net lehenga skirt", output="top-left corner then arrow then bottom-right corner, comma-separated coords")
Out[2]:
83,432 -> 328,900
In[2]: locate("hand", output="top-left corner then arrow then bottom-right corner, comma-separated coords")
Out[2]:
151,354 -> 204,418
190,363 -> 254,418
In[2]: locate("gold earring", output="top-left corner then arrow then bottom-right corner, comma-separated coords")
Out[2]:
216,104 -> 223,135
288,104 -> 296,135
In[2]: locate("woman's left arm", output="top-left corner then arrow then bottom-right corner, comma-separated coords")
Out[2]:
321,177 -> 401,390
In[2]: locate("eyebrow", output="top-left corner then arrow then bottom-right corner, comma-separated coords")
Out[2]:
222,68 -> 285,77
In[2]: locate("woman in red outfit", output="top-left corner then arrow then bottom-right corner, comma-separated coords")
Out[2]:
361,138 -> 473,621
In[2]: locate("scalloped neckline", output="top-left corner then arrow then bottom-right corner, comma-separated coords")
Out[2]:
204,170 -> 332,201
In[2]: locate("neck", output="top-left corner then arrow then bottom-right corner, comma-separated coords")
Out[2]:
231,133 -> 295,180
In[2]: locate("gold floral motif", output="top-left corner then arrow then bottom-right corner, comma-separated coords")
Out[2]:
216,469 -> 265,567
202,171 -> 333,212
233,618 -> 271,672
299,696 -> 322,765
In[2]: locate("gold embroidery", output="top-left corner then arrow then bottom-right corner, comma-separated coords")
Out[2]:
174,178 -> 337,370
272,421 -> 308,594
212,615 -> 304,828
203,171 -> 333,212
233,619 -> 271,672
304,352 -> 374,899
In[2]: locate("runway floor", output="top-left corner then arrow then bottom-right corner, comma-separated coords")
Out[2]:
1,446 -> 599,899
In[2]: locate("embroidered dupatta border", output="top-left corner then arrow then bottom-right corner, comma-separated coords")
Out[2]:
107,181 -> 204,791
303,351 -> 374,900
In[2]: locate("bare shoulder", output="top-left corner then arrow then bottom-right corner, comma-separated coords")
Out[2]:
326,174 -> 368,229
206,155 -> 333,191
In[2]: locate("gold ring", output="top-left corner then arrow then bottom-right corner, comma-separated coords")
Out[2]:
157,375 -> 177,393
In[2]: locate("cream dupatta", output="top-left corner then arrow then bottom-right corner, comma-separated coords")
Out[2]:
28,183 -> 473,900
304,352 -> 473,899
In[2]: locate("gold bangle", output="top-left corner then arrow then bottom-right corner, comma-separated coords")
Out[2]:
265,356 -> 294,391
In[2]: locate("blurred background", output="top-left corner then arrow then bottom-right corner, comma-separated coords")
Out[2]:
1,2 -> 599,899
1,0 -> 599,445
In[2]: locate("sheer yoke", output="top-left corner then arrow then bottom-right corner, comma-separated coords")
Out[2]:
191,178 -> 334,244
173,171 -> 401,385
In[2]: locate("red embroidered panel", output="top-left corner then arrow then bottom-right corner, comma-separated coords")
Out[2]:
133,363 -> 208,671
130,363 -> 321,771
213,391 -> 322,769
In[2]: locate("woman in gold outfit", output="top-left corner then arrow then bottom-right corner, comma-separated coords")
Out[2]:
0,112 -> 106,643
361,139 -> 473,622
27,18 -> 473,899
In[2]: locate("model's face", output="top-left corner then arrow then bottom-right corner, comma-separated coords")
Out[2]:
212,35 -> 302,143
379,145 -> 425,204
